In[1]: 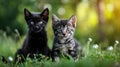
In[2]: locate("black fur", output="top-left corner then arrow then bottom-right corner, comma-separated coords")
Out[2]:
14,8 -> 51,63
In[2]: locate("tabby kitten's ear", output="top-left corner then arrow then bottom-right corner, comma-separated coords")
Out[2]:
68,15 -> 77,28
41,8 -> 49,18
24,8 -> 32,18
52,14 -> 60,26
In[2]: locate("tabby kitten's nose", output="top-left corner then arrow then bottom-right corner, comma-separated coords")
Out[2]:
62,30 -> 66,36
63,33 -> 65,36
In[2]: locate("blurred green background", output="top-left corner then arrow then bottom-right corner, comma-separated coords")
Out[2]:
0,0 -> 120,56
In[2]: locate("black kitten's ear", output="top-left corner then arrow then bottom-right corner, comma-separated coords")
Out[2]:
52,14 -> 60,26
68,15 -> 77,28
41,8 -> 49,18
24,8 -> 32,17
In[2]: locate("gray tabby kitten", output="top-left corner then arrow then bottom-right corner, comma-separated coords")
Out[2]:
52,14 -> 82,62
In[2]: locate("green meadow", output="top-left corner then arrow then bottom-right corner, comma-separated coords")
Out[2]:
0,0 -> 120,67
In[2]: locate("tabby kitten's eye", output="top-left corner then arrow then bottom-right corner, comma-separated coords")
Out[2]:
57,26 -> 60,29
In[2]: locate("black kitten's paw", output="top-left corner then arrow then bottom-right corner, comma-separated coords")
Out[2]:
1,56 -> 8,64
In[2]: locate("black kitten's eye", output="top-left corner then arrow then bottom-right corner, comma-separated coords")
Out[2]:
38,21 -> 43,25
30,21 -> 34,25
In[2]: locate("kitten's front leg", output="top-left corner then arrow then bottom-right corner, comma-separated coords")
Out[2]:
14,49 -> 26,63
52,49 -> 60,62
68,50 -> 78,62
54,56 -> 60,62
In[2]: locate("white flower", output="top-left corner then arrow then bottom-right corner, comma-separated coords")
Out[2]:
93,44 -> 99,49
8,56 -> 13,61
57,7 -> 66,15
107,46 -> 113,51
115,40 -> 119,44
88,38 -> 92,42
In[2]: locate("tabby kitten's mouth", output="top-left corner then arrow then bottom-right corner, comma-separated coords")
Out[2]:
58,35 -> 68,39
60,33 -> 71,38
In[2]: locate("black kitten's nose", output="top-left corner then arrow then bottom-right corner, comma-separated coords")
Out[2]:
35,26 -> 39,29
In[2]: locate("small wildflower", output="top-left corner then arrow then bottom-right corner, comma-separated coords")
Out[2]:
57,7 -> 66,15
93,44 -> 99,49
107,46 -> 113,51
115,40 -> 119,44
88,38 -> 92,42
8,56 -> 13,61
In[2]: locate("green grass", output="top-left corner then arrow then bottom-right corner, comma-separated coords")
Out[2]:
0,31 -> 120,67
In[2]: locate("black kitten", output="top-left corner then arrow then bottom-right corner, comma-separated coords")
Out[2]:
15,8 -> 51,63
51,15 -> 83,62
